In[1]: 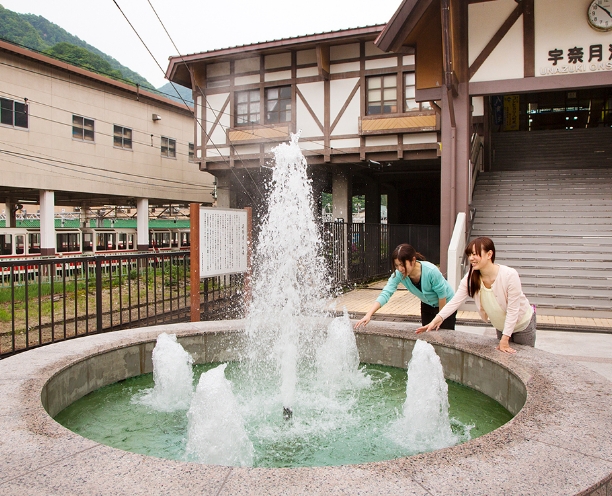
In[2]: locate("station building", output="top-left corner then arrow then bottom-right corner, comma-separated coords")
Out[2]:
0,39 -> 215,255
375,0 -> 612,316
167,0 -> 612,316
165,25 -> 443,246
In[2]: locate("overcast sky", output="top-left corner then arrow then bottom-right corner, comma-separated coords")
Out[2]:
2,0 -> 402,88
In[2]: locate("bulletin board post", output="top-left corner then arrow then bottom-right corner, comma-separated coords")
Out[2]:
190,203 -> 200,322
190,206 -> 250,322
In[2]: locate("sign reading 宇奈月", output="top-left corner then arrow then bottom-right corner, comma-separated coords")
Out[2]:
540,42 -> 612,76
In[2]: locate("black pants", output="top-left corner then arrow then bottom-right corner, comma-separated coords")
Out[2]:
421,301 -> 456,330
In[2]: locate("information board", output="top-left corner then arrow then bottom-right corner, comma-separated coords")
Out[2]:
199,207 -> 248,277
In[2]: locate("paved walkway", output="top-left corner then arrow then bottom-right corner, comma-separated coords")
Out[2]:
333,281 -> 612,382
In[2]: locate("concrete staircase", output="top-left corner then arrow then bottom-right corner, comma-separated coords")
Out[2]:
469,129 -> 612,318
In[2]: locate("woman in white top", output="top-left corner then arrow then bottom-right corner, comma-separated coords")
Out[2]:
416,237 -> 536,354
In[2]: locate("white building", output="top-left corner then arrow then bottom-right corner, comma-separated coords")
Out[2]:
0,39 -> 215,254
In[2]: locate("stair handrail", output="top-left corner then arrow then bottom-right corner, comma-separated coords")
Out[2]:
447,212 -> 467,291
469,133 -> 484,204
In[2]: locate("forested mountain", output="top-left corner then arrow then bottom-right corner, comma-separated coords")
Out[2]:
156,82 -> 193,105
0,4 -> 154,89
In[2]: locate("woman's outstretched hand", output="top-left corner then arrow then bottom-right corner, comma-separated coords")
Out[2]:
354,315 -> 371,329
415,315 -> 443,333
496,335 -> 517,354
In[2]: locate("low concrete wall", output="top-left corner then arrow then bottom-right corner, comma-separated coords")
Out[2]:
355,333 -> 526,415
43,327 -> 526,419
1,320 -> 611,495
43,329 -> 246,417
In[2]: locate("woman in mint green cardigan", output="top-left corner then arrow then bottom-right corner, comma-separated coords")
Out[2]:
354,244 -> 457,330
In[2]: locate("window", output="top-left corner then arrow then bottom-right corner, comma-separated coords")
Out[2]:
15,235 -> 24,255
404,73 -> 433,112
0,234 -> 12,255
0,98 -> 28,129
72,115 -> 94,141
188,142 -> 194,161
161,136 -> 176,158
235,89 -> 260,126
367,75 -> 397,115
265,86 -> 291,123
113,125 -> 132,149
57,233 -> 80,253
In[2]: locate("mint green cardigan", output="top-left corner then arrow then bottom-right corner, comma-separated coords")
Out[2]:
376,260 -> 455,308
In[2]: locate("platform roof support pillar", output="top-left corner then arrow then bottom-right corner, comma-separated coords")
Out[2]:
39,190 -> 55,256
137,198 -> 149,251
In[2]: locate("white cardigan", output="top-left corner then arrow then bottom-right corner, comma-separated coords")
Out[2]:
438,264 -> 532,337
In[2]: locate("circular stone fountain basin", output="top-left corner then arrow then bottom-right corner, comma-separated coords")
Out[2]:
1,320 -> 611,495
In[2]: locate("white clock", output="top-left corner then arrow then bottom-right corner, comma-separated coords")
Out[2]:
588,0 -> 612,31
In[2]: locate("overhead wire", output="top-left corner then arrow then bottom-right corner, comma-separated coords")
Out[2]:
144,0 -> 269,201
112,0 -> 262,205
2,24 -> 383,172
128,0 -> 383,203
0,37 -> 192,104
2,1 -> 398,207
0,91 -> 197,161
0,147 -> 213,192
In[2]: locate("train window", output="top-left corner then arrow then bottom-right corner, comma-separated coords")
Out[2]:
83,233 -> 93,252
128,234 -> 134,249
0,234 -> 12,255
57,233 -> 80,253
15,235 -> 25,255
149,231 -> 171,248
28,233 -> 40,254
181,232 -> 190,247
96,233 -> 115,251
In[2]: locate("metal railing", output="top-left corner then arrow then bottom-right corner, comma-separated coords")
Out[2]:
0,251 -> 243,357
469,132 -> 484,205
1,221 -> 438,357
322,222 -> 440,288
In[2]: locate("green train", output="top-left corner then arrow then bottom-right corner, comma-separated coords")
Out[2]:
0,219 -> 191,258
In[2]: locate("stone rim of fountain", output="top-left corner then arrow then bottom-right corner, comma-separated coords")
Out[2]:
1,319 -> 611,495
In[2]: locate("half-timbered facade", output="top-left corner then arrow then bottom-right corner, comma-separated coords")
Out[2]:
167,26 -> 444,231
377,0 -> 612,272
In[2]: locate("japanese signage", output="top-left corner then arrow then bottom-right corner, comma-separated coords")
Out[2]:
492,95 -> 503,126
199,207 -> 248,277
503,95 -> 520,131
541,43 -> 612,75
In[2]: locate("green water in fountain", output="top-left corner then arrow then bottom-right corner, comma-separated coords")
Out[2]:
55,362 -> 512,468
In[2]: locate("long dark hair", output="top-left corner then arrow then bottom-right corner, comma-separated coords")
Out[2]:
391,244 -> 425,272
465,237 -> 496,297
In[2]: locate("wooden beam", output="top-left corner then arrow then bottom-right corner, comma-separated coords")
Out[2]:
189,203 -> 200,322
523,0 -> 535,78
468,3 -> 522,80
296,87 -> 325,133
469,70 -> 612,95
316,44 -> 330,80
375,0 -> 434,53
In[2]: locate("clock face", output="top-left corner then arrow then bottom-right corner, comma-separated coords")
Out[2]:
588,0 -> 612,31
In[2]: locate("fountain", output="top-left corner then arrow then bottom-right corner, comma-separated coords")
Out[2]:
133,332 -> 193,412
1,134 -> 611,492
53,135 -> 486,467
388,340 -> 466,453
244,133 -> 332,416
185,363 -> 254,466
